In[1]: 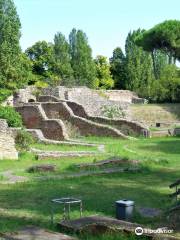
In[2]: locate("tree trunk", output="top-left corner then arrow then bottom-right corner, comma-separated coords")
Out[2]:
151,51 -> 157,79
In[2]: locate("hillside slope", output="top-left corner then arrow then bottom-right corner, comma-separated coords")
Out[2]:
130,104 -> 180,127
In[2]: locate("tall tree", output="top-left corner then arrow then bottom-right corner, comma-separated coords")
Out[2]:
69,28 -> 96,87
0,0 -> 29,89
153,50 -> 168,79
135,20 -> 180,73
95,55 -> 114,89
53,32 -> 74,85
25,41 -> 54,79
110,47 -> 126,89
150,64 -> 180,103
125,29 -> 153,97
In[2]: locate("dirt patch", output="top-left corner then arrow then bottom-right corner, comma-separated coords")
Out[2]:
1,226 -> 76,240
1,171 -> 28,184
137,207 -> 162,218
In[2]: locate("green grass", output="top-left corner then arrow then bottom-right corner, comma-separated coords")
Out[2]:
83,136 -> 180,169
0,136 -> 179,239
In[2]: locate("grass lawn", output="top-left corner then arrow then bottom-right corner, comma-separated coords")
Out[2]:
0,136 -> 179,239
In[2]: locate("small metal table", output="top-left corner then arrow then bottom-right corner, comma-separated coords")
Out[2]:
51,197 -> 82,224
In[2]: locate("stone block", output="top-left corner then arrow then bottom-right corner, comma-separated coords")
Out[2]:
0,119 -> 18,160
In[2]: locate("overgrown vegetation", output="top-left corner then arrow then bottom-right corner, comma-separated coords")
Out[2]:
94,55 -> 114,89
0,89 -> 12,103
0,0 -> 179,103
0,0 -> 33,92
24,19 -> 180,102
63,120 -> 81,138
15,130 -> 34,151
110,23 -> 180,103
101,105 -> 126,119
0,106 -> 22,127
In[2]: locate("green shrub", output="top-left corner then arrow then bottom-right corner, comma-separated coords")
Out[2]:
64,120 -> 80,138
101,105 -> 126,119
15,130 -> 34,151
31,80 -> 49,98
0,89 -> 12,103
0,106 -> 23,127
149,65 -> 180,103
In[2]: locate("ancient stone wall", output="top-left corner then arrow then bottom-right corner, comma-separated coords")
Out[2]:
88,116 -> 148,136
38,95 -> 59,103
16,88 -> 149,139
65,87 -> 130,117
66,101 -> 88,118
65,101 -> 148,136
38,95 -> 88,118
41,102 -> 127,138
104,90 -> 145,104
0,119 -> 18,160
16,104 -> 68,141
13,86 -> 36,106
39,96 -> 149,136
42,87 -> 65,99
42,87 -> 130,117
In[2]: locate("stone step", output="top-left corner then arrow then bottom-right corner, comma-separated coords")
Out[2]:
35,150 -> 99,160
58,216 -> 180,240
151,130 -> 170,137
58,215 -> 139,233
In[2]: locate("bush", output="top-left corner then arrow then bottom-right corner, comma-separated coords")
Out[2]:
149,65 -> 180,103
64,120 -> 80,138
0,89 -> 12,103
101,105 -> 126,119
0,106 -> 23,127
15,130 -> 34,151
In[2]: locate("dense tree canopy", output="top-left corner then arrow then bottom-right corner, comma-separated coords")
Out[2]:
0,0 -> 30,90
125,29 -> 153,97
25,41 -> 54,78
53,32 -> 73,84
110,47 -> 126,89
26,29 -> 96,87
152,50 -> 168,79
136,20 -> 180,64
95,55 -> 114,89
150,64 -> 180,102
69,28 -> 96,87
0,0 -> 179,104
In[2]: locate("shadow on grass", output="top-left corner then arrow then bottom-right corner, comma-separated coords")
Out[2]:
138,139 -> 180,154
0,167 -> 179,233
0,214 -> 47,233
160,104 -> 180,120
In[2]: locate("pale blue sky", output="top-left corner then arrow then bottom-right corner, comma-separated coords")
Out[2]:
14,0 -> 180,58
